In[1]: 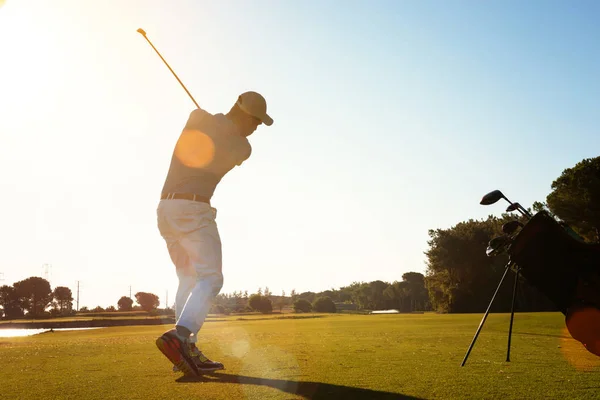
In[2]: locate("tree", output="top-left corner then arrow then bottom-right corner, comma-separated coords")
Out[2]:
336,285 -> 354,303
384,281 -> 410,312
546,156 -> 600,242
210,304 -> 229,315
424,215 -> 554,313
260,297 -> 272,313
0,285 -> 24,319
293,299 -> 312,313
13,277 -> 53,317
368,280 -> 389,310
263,287 -> 272,297
53,286 -> 73,315
401,272 -> 429,311
318,289 -> 338,302
277,290 -> 286,312
118,296 -> 134,311
134,292 -> 160,312
248,294 -> 272,313
345,282 -> 370,310
312,296 -> 336,313
425,216 -> 515,313
298,291 -> 316,303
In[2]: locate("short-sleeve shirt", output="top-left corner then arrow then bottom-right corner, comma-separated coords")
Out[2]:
160,108 -> 252,200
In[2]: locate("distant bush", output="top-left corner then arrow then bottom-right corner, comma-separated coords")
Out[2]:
248,294 -> 273,314
210,304 -> 230,315
117,296 -> 133,311
312,296 -> 336,313
293,299 -> 312,313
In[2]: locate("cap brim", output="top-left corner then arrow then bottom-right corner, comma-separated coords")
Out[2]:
260,114 -> 273,126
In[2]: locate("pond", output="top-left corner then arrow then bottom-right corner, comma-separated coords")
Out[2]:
0,327 -> 103,338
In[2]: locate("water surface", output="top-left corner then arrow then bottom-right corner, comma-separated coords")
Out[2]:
0,327 -> 103,338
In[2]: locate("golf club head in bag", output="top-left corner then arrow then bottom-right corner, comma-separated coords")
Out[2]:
502,220 -> 524,235
508,210 -> 600,356
486,235 -> 512,257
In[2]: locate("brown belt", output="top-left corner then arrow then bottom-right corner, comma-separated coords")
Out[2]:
161,193 -> 210,204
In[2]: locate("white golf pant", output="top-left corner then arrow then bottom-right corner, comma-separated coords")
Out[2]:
156,199 -> 223,342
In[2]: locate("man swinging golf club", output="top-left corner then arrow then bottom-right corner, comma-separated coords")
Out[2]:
155,91 -> 274,376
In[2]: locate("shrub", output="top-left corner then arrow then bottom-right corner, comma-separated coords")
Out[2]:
293,299 -> 312,313
249,294 -> 272,314
312,296 -> 337,313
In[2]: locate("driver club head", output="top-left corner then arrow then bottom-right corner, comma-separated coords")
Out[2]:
480,190 -> 506,205
502,220 -> 524,235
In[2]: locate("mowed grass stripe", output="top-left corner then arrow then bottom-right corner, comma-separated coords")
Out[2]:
0,313 -> 598,399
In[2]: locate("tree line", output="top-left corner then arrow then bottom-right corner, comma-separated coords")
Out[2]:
0,273 -> 430,319
0,278 -> 165,319
2,157 -> 598,319
0,277 -> 73,319
208,273 -> 430,315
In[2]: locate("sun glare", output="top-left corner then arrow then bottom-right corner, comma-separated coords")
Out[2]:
174,129 -> 215,168
560,324 -> 600,371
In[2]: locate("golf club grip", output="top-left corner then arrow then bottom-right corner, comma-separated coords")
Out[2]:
139,31 -> 200,109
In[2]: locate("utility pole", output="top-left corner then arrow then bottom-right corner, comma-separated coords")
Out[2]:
42,264 -> 52,282
76,281 -> 80,311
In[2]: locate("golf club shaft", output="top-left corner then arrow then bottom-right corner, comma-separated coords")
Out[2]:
137,29 -> 200,109
517,205 -> 532,218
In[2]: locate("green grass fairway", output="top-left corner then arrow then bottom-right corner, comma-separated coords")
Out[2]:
1,313 -> 598,399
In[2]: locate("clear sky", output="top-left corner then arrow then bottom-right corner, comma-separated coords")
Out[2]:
1,0 -> 598,309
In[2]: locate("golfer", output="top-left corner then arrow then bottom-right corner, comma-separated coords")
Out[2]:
155,91 -> 273,375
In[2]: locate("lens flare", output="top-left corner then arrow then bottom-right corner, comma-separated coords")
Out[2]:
561,307 -> 600,370
174,129 -> 215,168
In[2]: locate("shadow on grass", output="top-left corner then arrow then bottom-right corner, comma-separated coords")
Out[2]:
176,372 -> 423,399
515,331 -> 572,339
234,315 -> 326,322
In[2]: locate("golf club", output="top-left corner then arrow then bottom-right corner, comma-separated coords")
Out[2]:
137,28 -> 200,109
463,190 -> 527,365
480,190 -> 530,219
506,203 -> 532,219
479,189 -> 508,206
502,220 -> 524,235
486,235 -> 511,257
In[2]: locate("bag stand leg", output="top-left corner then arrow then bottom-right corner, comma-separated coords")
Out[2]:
461,261 -> 515,367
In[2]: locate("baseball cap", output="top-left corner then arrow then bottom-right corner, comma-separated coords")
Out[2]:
236,91 -> 274,126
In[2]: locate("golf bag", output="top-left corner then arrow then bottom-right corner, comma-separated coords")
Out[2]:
508,210 -> 600,356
